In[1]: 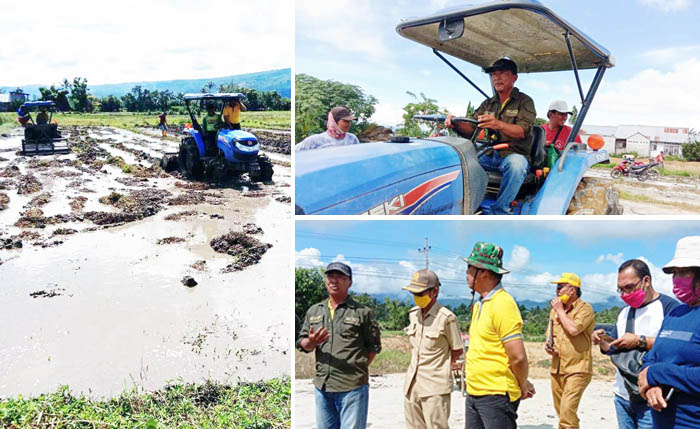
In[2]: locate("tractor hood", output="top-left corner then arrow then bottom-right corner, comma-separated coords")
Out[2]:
396,0 -> 614,73
295,138 -> 487,215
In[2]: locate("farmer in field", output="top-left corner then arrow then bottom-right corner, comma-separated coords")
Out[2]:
36,105 -> 49,126
591,259 -> 677,429
296,261 -> 382,429
222,98 -> 246,130
202,102 -> 221,156
295,106 -> 360,151
402,269 -> 464,429
463,241 -> 535,428
445,57 -> 536,215
544,100 -> 581,151
157,112 -> 168,137
544,273 -> 594,429
16,105 -> 30,127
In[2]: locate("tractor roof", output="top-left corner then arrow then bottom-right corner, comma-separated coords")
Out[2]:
183,92 -> 245,101
21,101 -> 56,108
396,0 -> 614,73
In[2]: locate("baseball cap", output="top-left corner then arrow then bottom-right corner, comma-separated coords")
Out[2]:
548,100 -> 573,115
483,57 -> 518,74
402,269 -> 441,294
551,272 -> 582,288
330,106 -> 357,122
325,261 -> 352,279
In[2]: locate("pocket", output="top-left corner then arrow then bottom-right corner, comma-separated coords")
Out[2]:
424,329 -> 442,349
340,316 -> 360,339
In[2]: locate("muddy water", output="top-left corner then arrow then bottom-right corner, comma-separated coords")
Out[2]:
0,126 -> 291,398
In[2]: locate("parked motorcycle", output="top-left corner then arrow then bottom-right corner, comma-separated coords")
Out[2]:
611,161 -> 660,181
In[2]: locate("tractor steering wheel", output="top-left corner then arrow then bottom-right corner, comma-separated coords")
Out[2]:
450,117 -> 503,152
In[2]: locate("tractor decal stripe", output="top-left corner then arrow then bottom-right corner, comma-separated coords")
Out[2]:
394,170 -> 460,215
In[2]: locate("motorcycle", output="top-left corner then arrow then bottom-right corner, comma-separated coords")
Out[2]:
611,160 -> 660,181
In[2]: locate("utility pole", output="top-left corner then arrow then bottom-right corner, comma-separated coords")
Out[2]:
417,237 -> 431,269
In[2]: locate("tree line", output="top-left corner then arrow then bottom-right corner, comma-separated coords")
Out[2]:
13,77 -> 290,114
296,267 -> 619,338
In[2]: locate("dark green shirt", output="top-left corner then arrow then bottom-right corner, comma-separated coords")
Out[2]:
473,87 -> 536,163
296,296 -> 382,392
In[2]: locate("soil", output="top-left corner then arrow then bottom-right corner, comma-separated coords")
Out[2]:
209,231 -> 272,272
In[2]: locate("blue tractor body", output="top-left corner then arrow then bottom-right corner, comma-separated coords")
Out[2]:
183,127 -> 260,162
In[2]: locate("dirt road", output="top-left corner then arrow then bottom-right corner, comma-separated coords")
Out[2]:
0,126 -> 291,398
584,169 -> 700,214
294,374 -> 616,428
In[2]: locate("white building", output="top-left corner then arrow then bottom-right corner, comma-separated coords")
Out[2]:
581,124 -> 690,157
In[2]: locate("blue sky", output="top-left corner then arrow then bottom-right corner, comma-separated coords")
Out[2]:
0,0 -> 291,87
296,0 -> 700,130
296,219 -> 700,305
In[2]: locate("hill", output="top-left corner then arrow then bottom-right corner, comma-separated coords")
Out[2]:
1,68 -> 290,99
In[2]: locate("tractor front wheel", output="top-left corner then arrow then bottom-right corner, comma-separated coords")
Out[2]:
251,157 -> 274,182
178,138 -> 203,179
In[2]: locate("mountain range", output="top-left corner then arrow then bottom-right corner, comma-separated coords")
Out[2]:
1,68 -> 290,100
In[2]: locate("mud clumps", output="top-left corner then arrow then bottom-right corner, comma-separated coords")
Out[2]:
190,260 -> 207,271
168,191 -> 206,206
87,188 -> 172,226
0,179 -> 15,190
176,181 -> 210,191
1,238 -> 23,249
16,174 -> 42,195
275,196 -> 291,204
242,223 -> 263,235
0,192 -> 9,210
30,287 -> 65,298
99,192 -> 137,210
27,192 -> 52,208
210,231 -> 272,272
254,130 -> 291,155
182,276 -> 198,287
157,236 -> 186,245
0,165 -> 20,178
52,228 -> 77,236
70,196 -> 87,213
165,210 -> 198,221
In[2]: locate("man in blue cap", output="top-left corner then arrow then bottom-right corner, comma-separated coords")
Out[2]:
446,57 -> 536,215
296,261 -> 382,429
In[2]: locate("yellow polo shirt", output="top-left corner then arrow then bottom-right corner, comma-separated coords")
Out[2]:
223,105 -> 241,124
466,285 -> 523,401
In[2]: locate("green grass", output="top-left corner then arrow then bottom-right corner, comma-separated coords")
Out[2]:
371,349 -> 412,374
0,111 -> 290,133
0,378 -> 290,428
591,162 -> 616,169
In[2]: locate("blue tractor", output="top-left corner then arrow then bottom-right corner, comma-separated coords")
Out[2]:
295,0 -> 619,215
161,93 -> 273,182
18,101 -> 70,156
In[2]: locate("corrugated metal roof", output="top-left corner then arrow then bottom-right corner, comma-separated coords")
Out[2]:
581,124 -> 689,143
580,125 -> 617,136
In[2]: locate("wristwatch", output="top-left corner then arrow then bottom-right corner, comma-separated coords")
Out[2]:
637,335 -> 647,349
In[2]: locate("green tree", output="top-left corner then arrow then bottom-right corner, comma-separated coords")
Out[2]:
295,74 -> 378,143
569,105 -> 578,125
63,77 -> 91,112
382,298 -> 411,330
38,85 -> 70,111
682,140 -> 700,161
397,91 -> 447,138
295,267 -> 327,320
100,95 -> 122,112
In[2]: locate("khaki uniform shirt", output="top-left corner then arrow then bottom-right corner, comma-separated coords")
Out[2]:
296,296 -> 382,392
547,299 -> 595,375
473,87 -> 536,163
404,302 -> 463,398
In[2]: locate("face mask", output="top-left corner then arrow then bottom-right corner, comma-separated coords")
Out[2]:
621,288 -> 646,308
559,294 -> 570,304
673,276 -> 700,305
414,294 -> 431,309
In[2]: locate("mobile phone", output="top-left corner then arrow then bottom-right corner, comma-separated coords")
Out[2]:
600,333 -> 615,343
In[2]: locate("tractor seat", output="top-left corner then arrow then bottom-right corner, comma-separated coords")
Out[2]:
485,125 -> 546,190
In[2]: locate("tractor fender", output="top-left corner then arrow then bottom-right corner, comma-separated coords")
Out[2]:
522,149 -> 610,214
184,128 -> 206,157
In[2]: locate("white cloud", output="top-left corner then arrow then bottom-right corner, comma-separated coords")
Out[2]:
596,252 -> 625,266
639,45 -> 700,64
638,0 -> 691,12
586,58 -> 700,129
295,248 -> 324,268
371,102 -> 405,127
506,245 -> 531,272
542,220 -> 699,242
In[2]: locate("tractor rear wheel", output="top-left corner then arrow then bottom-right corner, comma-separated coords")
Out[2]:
178,138 -> 203,179
251,157 -> 274,182
160,155 -> 178,172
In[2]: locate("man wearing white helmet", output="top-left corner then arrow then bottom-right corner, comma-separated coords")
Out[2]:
545,100 -> 581,152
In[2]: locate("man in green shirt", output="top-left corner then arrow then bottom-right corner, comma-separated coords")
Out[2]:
201,102 -> 221,156
297,261 -> 382,429
445,57 -> 536,215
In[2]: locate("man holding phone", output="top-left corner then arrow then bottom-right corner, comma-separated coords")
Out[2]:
592,259 -> 677,429
545,273 -> 595,429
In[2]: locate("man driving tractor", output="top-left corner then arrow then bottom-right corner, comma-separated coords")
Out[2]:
445,57 -> 536,215
202,102 -> 222,156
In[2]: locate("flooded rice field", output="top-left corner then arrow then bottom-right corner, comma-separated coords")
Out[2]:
0,126 -> 291,398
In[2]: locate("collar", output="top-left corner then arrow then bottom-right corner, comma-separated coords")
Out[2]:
328,295 -> 357,309
488,87 -> 521,104
420,301 -> 442,321
479,283 -> 503,302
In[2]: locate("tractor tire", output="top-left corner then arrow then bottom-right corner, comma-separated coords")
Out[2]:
567,177 -> 624,215
206,156 -> 229,183
251,157 -> 274,182
160,155 -> 178,172
610,169 -> 622,179
178,138 -> 203,179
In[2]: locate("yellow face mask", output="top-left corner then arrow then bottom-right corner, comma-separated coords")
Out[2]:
414,293 -> 431,308
560,294 -> 570,304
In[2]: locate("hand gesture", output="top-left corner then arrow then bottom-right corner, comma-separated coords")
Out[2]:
521,380 -> 536,399
609,333 -> 638,350
550,297 -> 564,312
306,325 -> 330,349
544,342 -> 558,356
646,386 -> 668,412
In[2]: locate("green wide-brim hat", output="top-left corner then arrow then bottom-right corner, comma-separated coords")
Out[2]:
463,241 -> 510,274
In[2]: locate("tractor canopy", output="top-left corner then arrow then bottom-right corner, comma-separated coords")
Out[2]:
396,0 -> 614,73
20,101 -> 57,110
182,93 -> 245,101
